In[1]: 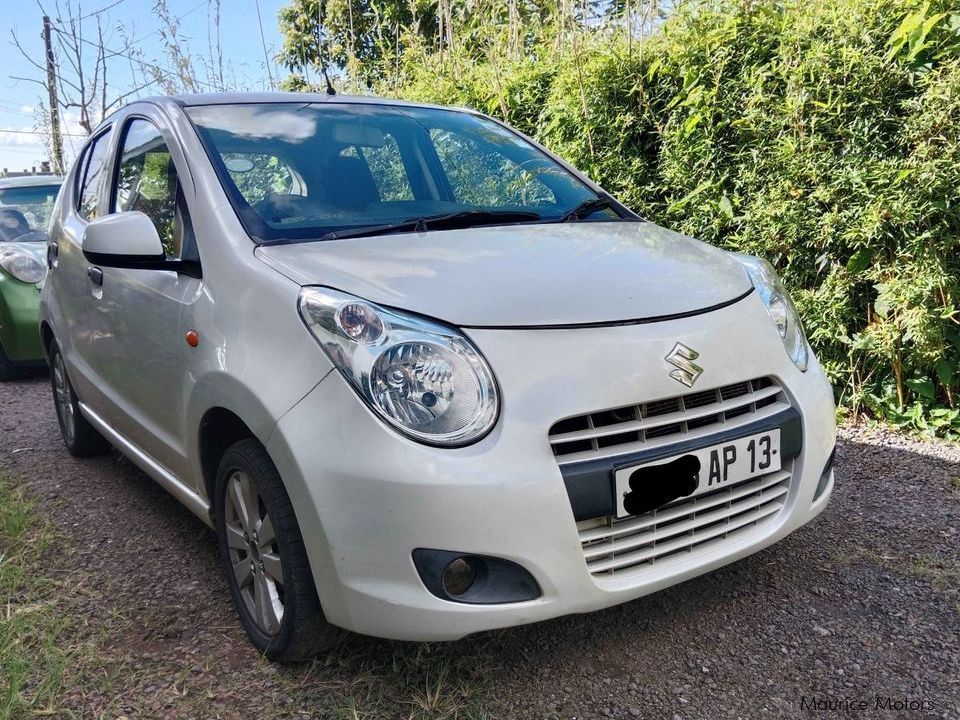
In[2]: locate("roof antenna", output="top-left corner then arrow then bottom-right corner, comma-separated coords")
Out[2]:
322,65 -> 337,96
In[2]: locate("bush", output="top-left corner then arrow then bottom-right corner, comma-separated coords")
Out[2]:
379,0 -> 960,437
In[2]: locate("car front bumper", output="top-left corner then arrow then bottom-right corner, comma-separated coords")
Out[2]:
0,273 -> 44,364
266,291 -> 836,641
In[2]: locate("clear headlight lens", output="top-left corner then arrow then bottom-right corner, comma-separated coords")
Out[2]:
0,247 -> 46,285
733,254 -> 809,371
298,287 -> 499,446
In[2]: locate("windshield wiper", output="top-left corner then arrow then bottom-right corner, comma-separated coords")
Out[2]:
318,209 -> 542,242
558,196 -> 619,223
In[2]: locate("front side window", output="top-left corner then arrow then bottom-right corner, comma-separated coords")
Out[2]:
0,183 -> 61,242
78,131 -> 112,221
113,119 -> 183,258
187,102 -> 614,243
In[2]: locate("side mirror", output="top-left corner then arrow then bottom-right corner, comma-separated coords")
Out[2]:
82,212 -> 165,267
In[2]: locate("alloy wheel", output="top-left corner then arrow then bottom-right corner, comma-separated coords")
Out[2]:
223,470 -> 285,635
52,352 -> 75,445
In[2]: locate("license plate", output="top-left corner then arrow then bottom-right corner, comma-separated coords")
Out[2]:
614,429 -> 781,518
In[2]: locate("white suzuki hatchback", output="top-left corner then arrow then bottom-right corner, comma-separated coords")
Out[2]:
41,93 -> 836,660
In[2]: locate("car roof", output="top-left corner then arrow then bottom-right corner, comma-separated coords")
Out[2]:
0,175 -> 63,189
139,91 -> 473,114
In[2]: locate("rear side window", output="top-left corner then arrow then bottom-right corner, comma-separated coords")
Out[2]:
113,119 -> 183,258
77,131 -> 112,220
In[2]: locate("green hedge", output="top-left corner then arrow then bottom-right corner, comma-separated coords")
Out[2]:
383,0 -> 960,436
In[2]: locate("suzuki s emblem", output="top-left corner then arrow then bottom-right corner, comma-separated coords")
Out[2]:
665,342 -> 703,388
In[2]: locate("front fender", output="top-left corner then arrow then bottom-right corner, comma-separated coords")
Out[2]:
185,370 -> 299,502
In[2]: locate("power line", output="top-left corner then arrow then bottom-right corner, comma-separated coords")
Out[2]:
68,0 -> 131,22
0,128 -> 88,137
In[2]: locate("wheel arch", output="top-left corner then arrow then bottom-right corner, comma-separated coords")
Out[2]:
198,406 -> 258,507
188,372 -> 296,506
39,320 -> 55,360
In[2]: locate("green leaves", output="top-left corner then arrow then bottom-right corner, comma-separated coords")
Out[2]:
846,247 -> 874,274
907,376 -> 936,400
886,2 -> 949,65
718,194 -> 735,219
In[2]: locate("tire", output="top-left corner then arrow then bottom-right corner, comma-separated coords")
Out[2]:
214,438 -> 343,661
48,341 -> 109,457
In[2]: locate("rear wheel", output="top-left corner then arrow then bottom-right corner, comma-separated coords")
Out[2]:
215,438 -> 343,661
49,341 -> 108,456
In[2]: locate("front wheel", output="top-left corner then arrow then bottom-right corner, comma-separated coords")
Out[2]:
49,341 -> 108,456
214,438 -> 343,661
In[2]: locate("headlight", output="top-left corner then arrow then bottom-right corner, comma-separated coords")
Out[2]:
0,247 -> 46,284
298,287 -> 500,446
733,254 -> 808,371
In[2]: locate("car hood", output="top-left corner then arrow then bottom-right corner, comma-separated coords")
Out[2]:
256,221 -> 753,327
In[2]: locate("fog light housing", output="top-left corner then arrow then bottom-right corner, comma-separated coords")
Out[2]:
814,446 -> 836,501
412,549 -> 541,604
442,557 -> 477,596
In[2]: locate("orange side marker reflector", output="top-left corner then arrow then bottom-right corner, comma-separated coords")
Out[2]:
185,330 -> 200,347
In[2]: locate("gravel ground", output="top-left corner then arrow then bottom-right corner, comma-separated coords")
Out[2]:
1,374 -> 959,719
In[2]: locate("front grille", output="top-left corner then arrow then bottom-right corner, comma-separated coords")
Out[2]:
548,377 -> 786,464
578,462 -> 792,578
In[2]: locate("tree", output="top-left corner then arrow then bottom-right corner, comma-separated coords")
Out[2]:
278,0 -> 438,89
276,0 -> 656,91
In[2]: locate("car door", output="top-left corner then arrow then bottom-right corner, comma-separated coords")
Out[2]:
52,127 -> 115,405
82,113 -> 203,485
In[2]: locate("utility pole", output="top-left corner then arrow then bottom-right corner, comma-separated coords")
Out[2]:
43,15 -> 64,176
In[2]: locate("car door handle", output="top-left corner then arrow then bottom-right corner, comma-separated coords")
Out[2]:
87,266 -> 103,286
47,242 -> 58,269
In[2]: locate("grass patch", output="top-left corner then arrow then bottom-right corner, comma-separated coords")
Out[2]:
0,475 -> 72,720
0,475 -> 125,719
831,546 -> 960,591
906,554 -> 958,590
283,640 -> 500,719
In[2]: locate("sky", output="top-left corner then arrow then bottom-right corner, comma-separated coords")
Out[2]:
0,0 -> 289,174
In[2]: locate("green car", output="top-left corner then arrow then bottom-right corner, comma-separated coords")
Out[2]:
0,175 -> 61,379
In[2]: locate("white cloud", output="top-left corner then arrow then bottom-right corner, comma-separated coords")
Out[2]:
0,126 -> 43,147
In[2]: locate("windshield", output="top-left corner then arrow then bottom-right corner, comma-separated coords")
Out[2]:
186,102 -> 618,243
0,183 -> 61,242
